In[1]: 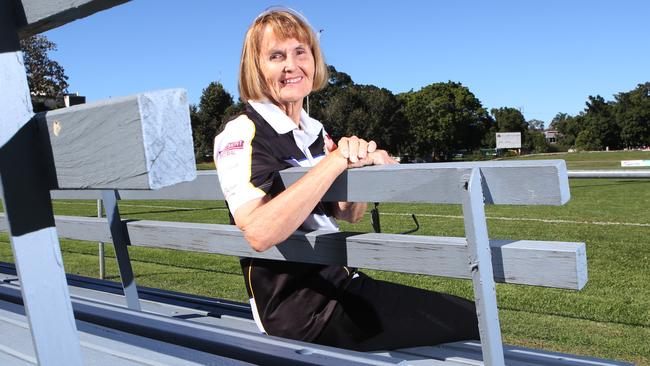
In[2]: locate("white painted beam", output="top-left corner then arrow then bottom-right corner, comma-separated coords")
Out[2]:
40,89 -> 196,190
16,0 -> 130,37
461,169 -> 504,365
286,160 -> 570,205
0,214 -> 588,290
50,159 -> 569,205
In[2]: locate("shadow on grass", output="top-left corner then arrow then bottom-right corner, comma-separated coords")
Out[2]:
499,305 -> 649,329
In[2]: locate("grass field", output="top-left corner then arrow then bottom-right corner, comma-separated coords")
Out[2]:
505,149 -> 650,170
1,150 -> 649,364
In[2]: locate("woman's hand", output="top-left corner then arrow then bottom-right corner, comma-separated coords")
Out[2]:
327,136 -> 398,223
330,136 -> 397,168
335,136 -> 377,163
355,149 -> 399,167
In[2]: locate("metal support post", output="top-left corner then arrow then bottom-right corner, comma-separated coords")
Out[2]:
460,168 -> 505,366
101,190 -> 141,310
98,198 -> 106,279
0,3 -> 83,364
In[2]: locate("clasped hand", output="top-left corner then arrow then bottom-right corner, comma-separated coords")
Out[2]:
331,136 -> 398,168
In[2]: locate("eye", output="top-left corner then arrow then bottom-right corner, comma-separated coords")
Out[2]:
269,52 -> 284,61
295,47 -> 308,56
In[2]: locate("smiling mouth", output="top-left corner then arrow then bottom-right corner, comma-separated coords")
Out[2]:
281,76 -> 303,85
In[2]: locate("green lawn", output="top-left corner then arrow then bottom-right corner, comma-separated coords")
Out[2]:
505,150 -> 650,170
196,161 -> 216,170
1,151 -> 648,364
200,150 -> 650,171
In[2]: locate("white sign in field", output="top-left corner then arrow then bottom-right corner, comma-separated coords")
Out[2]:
496,132 -> 521,149
621,160 -> 650,167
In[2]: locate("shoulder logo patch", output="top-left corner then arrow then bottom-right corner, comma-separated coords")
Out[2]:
219,140 -> 245,157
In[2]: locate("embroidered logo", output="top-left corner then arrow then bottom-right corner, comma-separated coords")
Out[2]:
219,140 -> 245,157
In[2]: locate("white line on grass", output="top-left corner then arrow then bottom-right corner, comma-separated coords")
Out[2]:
52,201 -> 650,227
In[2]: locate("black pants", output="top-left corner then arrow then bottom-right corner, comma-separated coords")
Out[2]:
312,272 -> 479,351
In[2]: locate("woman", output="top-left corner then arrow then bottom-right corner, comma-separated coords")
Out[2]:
214,7 -> 479,351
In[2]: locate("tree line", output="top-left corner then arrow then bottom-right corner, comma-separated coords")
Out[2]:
193,67 -> 649,161
21,35 -> 649,161
549,83 -> 650,151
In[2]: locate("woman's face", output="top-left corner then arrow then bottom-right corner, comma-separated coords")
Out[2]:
259,26 -> 315,106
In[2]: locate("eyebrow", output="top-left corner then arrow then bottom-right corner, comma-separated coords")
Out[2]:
267,43 -> 308,53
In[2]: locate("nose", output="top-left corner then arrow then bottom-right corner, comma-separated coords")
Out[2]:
283,55 -> 296,73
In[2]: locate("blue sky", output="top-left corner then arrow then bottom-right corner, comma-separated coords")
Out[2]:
44,0 -> 649,126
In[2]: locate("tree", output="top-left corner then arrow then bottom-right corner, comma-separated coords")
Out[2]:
550,112 -> 581,148
222,101 -> 246,124
192,82 -> 234,160
575,95 -> 619,151
310,65 -> 407,154
525,119 -> 549,153
20,35 -> 69,111
574,124 -> 602,151
614,82 -> 650,148
317,84 -> 406,154
403,82 -> 490,160
525,130 -> 550,153
491,107 -> 527,134
308,65 -> 354,118
527,119 -> 545,130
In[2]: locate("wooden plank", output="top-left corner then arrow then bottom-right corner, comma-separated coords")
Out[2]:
491,240 -> 588,290
282,160 -> 570,205
50,160 -> 569,205
127,221 -> 587,290
50,171 -> 222,200
0,214 -> 587,290
15,0 -> 130,37
460,169 -> 504,365
0,267 -> 260,332
38,88 -> 196,190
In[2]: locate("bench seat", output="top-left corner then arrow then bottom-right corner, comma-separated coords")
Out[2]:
0,266 -> 407,365
0,264 -> 631,366
0,299 -> 249,366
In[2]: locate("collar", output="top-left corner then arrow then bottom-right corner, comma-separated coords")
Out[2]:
248,100 -> 323,136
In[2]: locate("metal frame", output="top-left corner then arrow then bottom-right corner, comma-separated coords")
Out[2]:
101,190 -> 141,310
98,198 -> 106,279
461,168 -> 505,365
0,2 -> 83,364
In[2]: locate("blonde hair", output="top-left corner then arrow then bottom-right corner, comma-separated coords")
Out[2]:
238,7 -> 328,102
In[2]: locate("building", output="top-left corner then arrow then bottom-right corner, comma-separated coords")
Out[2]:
544,130 -> 560,144
32,92 -> 86,111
